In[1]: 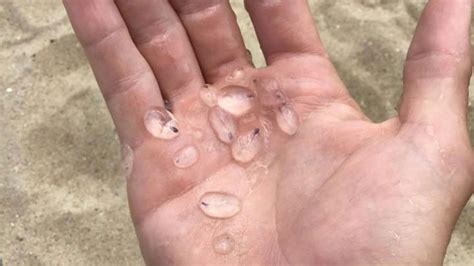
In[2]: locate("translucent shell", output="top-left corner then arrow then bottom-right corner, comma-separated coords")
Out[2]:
213,233 -> 235,255
173,146 -> 199,169
209,107 -> 237,144
217,86 -> 256,117
199,192 -> 242,219
276,105 -> 299,136
144,108 -> 179,140
254,78 -> 288,107
231,128 -> 262,163
200,84 -> 218,107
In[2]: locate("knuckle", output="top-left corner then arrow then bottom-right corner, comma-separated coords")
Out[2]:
133,20 -> 178,48
171,0 -> 222,15
102,69 -> 150,102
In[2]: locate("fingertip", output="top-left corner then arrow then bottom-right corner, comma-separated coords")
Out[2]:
400,0 -> 473,125
407,0 -> 472,59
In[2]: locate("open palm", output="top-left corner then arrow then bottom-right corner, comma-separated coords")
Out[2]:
65,0 -> 473,264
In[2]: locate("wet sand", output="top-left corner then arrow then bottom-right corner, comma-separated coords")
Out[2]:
1,0 -> 473,264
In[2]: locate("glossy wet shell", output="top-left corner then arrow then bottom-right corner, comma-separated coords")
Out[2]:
199,192 -> 242,219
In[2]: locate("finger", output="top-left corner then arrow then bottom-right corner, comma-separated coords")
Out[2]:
170,0 -> 251,83
63,0 -> 164,145
399,0 -> 472,126
245,0 -> 327,65
115,0 -> 204,105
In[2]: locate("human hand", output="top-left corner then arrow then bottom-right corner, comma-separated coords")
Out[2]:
64,0 -> 473,264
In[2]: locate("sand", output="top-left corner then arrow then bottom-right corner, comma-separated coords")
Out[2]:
1,0 -> 472,265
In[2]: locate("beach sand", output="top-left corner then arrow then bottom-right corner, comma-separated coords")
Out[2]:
1,0 -> 472,264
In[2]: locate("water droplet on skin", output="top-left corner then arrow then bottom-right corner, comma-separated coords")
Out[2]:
213,233 -> 235,255
200,84 -> 217,107
389,230 -> 401,241
227,67 -> 245,81
174,145 -> 199,169
199,192 -> 242,219
276,105 -> 299,136
209,107 -> 237,144
192,129 -> 204,140
232,128 -> 262,163
121,144 -> 134,179
144,108 -> 179,140
217,86 -> 256,117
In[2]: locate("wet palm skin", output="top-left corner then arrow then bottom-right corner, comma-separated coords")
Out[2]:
64,0 -> 473,265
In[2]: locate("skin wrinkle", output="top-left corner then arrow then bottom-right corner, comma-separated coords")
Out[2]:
296,150 -> 436,260
347,173 -> 365,204
132,171 -> 199,228
248,0 -> 284,9
267,50 -> 330,63
395,136 -> 452,185
277,75 -> 341,95
171,0 -> 250,82
406,49 -> 468,63
132,19 -> 180,47
254,74 -> 360,119
276,121 -> 461,263
210,59 -> 252,83
292,96 -> 365,121
100,67 -> 152,102
115,0 -> 207,106
205,48 -> 249,83
404,56 -> 472,81
166,78 -> 200,104
399,101 -> 467,127
268,48 -> 322,66
139,29 -> 199,101
135,162 -> 244,229
400,121 -> 472,171
179,3 -> 221,19
245,0 -> 325,61
394,133 -> 472,226
278,121 -> 385,230
82,23 -> 128,50
400,81 -> 468,101
276,133 -> 374,263
171,0 -> 222,16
